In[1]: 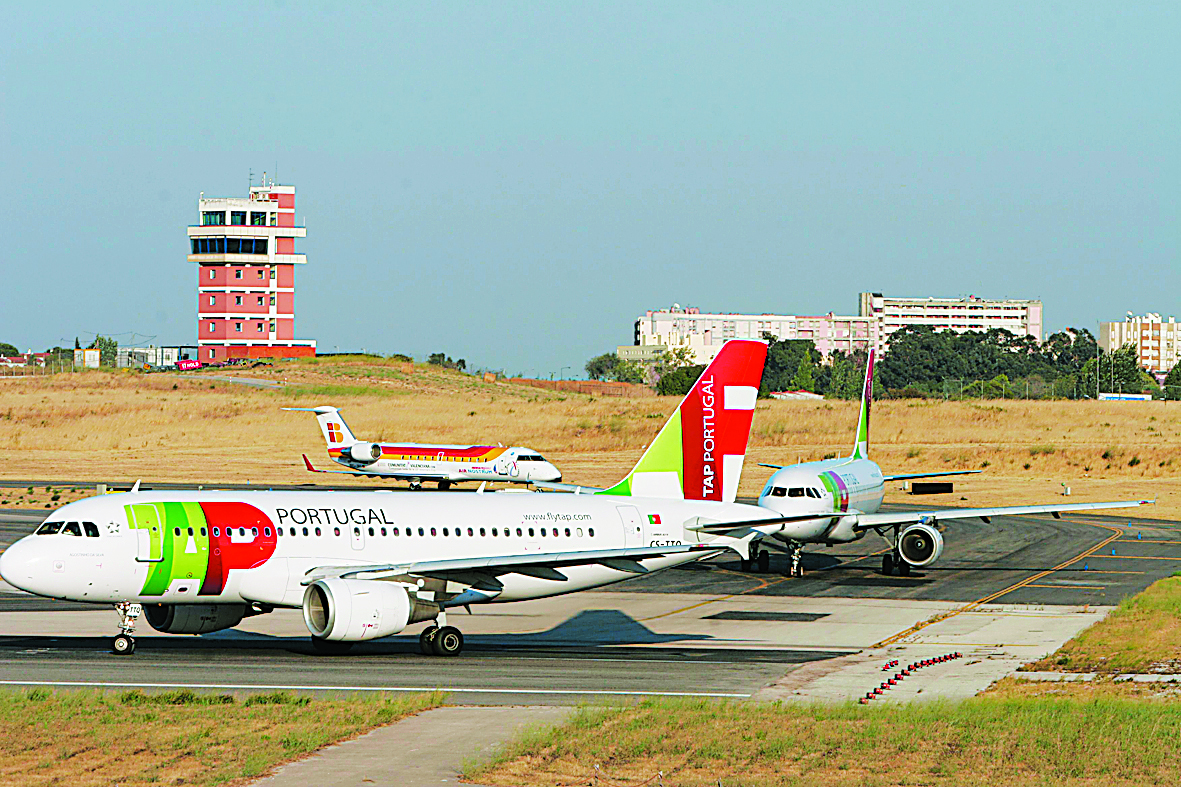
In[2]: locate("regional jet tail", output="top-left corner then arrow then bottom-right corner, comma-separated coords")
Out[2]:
285,405 -> 561,490
723,348 -> 1154,577
0,339 -> 803,659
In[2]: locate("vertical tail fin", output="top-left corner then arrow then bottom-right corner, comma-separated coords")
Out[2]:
598,339 -> 768,502
851,349 -> 875,459
282,405 -> 358,450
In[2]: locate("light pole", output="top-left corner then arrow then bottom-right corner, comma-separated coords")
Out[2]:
560,366 -> 570,381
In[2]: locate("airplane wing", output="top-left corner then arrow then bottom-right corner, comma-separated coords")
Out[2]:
851,499 -> 1153,531
882,470 -> 983,482
530,480 -> 607,494
300,454 -> 449,480
302,543 -> 724,586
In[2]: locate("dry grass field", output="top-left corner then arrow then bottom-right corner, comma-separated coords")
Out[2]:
0,688 -> 443,787
0,357 -> 1178,516
469,692 -> 1181,786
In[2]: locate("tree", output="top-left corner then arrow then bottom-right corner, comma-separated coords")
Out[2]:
0,342 -> 18,357
1165,362 -> 1181,401
585,353 -> 620,381
88,335 -> 118,367
610,359 -> 645,385
759,337 -> 819,396
1079,344 -> 1153,396
791,353 -> 815,392
656,364 -> 706,396
427,352 -> 466,371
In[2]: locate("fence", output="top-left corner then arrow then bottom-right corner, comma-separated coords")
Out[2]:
942,379 -> 1181,401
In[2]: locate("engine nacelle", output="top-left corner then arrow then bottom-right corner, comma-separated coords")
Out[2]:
347,442 -> 382,464
898,523 -> 944,567
303,578 -> 439,642
144,603 -> 246,634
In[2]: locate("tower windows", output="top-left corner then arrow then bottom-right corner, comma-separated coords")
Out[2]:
231,211 -> 246,225
201,211 -> 225,225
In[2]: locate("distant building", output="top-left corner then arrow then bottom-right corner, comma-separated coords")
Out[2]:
858,292 -> 1043,346
187,180 -> 316,363
625,305 -> 875,364
116,346 -> 200,369
1100,313 -> 1181,374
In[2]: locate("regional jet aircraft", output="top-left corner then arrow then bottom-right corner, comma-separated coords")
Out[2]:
744,350 -> 1152,576
287,405 -> 561,489
0,340 -> 788,657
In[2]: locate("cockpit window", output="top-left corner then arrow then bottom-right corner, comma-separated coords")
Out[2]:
769,487 -> 786,497
62,522 -> 83,536
83,522 -> 100,538
788,488 -> 806,498
36,522 -> 63,535
806,488 -> 820,499
517,454 -> 545,462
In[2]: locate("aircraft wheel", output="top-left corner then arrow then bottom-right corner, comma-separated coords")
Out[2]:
897,559 -> 912,577
739,558 -> 751,572
757,551 -> 770,573
881,553 -> 895,576
438,481 -> 452,491
112,634 -> 135,655
432,626 -> 464,657
310,637 -> 355,655
419,626 -> 439,655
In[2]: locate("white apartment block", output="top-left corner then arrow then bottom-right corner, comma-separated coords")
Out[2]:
1100,314 -> 1181,374
858,292 -> 1043,345
622,306 -> 875,364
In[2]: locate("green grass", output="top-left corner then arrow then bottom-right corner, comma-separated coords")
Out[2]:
1025,575 -> 1181,673
0,688 -> 444,787
471,696 -> 1181,786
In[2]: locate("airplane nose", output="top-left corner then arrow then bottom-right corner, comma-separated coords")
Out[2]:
0,538 -> 36,592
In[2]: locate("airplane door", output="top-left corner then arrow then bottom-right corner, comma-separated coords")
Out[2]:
616,506 -> 643,548
129,504 -> 163,562
350,524 -> 365,551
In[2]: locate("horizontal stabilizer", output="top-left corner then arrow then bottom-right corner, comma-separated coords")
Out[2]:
532,480 -> 606,494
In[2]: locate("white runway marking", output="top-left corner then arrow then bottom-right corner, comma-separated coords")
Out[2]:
0,679 -> 750,698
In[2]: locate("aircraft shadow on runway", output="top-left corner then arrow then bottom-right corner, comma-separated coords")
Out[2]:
0,609 -> 758,660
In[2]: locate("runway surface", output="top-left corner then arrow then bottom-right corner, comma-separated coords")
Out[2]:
2,502 -> 1179,703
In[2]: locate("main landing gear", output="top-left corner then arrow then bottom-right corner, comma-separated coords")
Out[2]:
438,480 -> 452,491
418,611 -> 464,656
112,602 -> 142,655
739,545 -> 772,574
881,550 -> 912,577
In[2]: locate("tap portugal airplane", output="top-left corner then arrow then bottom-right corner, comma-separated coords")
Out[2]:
0,340 -> 784,657
743,349 -> 1152,577
287,405 -> 562,490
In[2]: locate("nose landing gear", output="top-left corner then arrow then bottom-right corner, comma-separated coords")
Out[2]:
112,602 -> 142,655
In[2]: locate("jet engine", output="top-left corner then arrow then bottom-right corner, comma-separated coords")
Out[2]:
144,603 -> 247,634
302,578 -> 439,642
897,523 -> 944,567
346,442 -> 382,464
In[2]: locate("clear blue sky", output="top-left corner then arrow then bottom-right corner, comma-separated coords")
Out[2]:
2,2 -> 1177,375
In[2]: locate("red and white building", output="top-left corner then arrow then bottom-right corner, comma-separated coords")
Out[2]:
187,181 -> 316,362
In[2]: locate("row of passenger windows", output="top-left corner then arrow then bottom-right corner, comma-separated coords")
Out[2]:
191,238 -> 270,254
768,487 -> 823,498
278,524 -> 595,539
202,211 -> 274,226
36,521 -> 99,537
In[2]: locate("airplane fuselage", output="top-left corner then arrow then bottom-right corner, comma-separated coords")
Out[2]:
756,457 -> 886,543
331,444 -> 561,485
0,490 -> 764,608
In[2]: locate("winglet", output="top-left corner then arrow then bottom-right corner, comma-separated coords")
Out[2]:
130,479 -> 141,493
302,454 -> 324,473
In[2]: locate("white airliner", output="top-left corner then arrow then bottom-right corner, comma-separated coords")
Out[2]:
286,405 -> 562,490
0,340 -> 784,657
746,350 -> 1152,576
